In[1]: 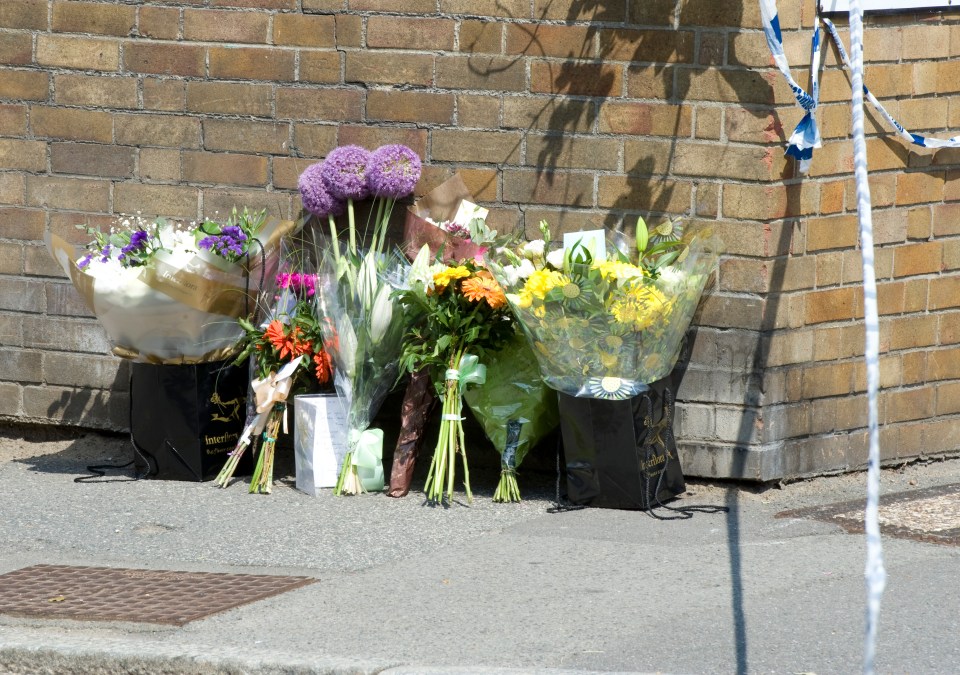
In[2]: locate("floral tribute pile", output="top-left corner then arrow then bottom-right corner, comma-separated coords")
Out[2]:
48,143 -> 720,506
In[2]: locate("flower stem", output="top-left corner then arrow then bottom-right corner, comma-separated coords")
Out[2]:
347,198 -> 356,255
328,214 -> 340,264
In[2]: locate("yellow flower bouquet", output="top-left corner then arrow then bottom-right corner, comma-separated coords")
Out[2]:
486,219 -> 720,400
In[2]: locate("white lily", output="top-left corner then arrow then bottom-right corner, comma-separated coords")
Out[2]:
357,250 -> 378,312
369,283 -> 394,343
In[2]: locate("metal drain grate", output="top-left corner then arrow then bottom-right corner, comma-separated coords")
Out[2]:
777,482 -> 960,546
0,564 -> 315,625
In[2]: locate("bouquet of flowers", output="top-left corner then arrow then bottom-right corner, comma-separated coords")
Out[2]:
46,208 -> 296,363
462,330 -> 560,502
403,173 -> 496,263
396,248 -> 515,505
214,261 -> 334,493
486,218 -> 720,400
299,143 -> 420,495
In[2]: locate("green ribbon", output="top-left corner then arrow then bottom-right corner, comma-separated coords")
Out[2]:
349,428 -> 384,492
445,353 -> 487,389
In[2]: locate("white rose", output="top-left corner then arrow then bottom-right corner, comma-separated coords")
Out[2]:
546,248 -> 566,270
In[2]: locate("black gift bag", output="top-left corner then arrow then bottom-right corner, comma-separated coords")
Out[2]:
130,359 -> 251,481
558,375 -> 685,510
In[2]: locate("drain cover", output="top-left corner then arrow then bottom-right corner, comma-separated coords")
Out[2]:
0,564 -> 315,625
777,482 -> 960,546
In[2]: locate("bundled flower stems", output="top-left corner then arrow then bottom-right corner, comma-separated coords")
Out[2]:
299,143 -> 421,495
386,368 -> 436,498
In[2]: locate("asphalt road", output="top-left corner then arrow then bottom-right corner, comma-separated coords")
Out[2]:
1,423 -> 959,674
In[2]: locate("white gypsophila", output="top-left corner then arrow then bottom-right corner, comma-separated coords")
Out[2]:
521,239 -> 546,259
546,248 -> 565,270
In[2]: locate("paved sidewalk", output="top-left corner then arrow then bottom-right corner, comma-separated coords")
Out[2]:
1,424 -> 959,674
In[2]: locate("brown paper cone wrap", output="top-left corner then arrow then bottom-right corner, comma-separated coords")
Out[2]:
386,368 -> 436,498
403,174 -> 485,263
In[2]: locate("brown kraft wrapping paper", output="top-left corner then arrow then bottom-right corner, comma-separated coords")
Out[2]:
386,368 -> 436,498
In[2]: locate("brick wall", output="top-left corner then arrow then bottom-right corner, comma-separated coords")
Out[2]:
1,0 -> 959,480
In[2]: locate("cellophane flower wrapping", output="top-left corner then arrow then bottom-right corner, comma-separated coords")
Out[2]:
46,214 -> 297,363
486,230 -> 721,400
462,330 -> 560,501
316,244 -> 408,491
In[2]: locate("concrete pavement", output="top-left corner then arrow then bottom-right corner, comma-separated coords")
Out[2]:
1,423 -> 959,674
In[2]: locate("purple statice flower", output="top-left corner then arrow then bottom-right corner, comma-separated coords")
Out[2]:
119,229 -> 150,263
99,244 -> 113,263
199,225 -> 248,260
298,162 -> 337,217
320,145 -> 371,201
365,144 -> 421,199
77,252 -> 94,270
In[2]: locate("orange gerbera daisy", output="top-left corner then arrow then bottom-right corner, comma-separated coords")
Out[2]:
313,349 -> 333,384
461,272 -> 507,309
265,320 -> 313,360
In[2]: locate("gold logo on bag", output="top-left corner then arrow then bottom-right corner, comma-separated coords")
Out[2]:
209,393 -> 243,423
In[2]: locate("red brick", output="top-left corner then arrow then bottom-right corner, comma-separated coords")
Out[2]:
436,55 -> 526,91
182,151 -> 268,187
349,0 -> 435,11
184,9 -> 268,43
502,97 -> 594,133
336,126 -> 427,158
367,17 -> 455,50
142,78 -> 186,112
503,170 -> 593,206
138,6 -> 180,40
300,51 -> 341,84
0,33 -> 33,65
37,35 -> 120,71
0,70 -> 49,101
204,119 -> 290,154
26,176 -> 110,212
186,82 -> 273,117
459,20 -> 502,54
0,0 -> 47,29
124,42 -> 205,77
209,46 -> 295,81
524,134 -> 619,171
598,176 -> 692,212
598,102 -> 691,136
804,287 -> 862,324
114,183 -> 198,219
291,124 -> 338,159
273,14 -> 335,48
276,88 -> 363,122
0,207 -> 43,240
211,0 -> 296,7
115,113 -> 200,148
0,104 -> 28,136
534,0 -> 624,21
505,24 -> 592,58
335,14 -> 362,48
139,148 -> 181,182
0,139 -> 46,172
627,65 -> 673,99
31,107 -> 112,142
54,74 -> 138,109
457,94 -> 499,128
598,29 -> 694,63
433,129 -> 521,164
367,91 -> 454,125
530,61 -> 623,97
0,174 -> 25,206
893,241 -> 944,278
345,52 -> 434,86
51,143 -> 135,178
52,1 -> 136,36
203,189 -> 291,220
440,0 -> 527,16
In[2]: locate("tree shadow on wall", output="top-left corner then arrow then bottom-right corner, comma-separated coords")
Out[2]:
513,0 -> 781,235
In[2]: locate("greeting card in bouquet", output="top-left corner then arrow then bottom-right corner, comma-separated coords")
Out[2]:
403,174 -> 490,262
293,394 -> 349,495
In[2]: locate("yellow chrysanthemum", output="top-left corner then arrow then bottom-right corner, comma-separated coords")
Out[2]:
522,268 -> 568,299
593,260 -> 645,283
433,265 -> 471,291
610,285 -> 669,331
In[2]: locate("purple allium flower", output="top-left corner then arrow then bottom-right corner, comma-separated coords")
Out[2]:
320,145 -> 371,201
199,225 -> 248,260
365,144 -> 421,199
298,162 -> 337,217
